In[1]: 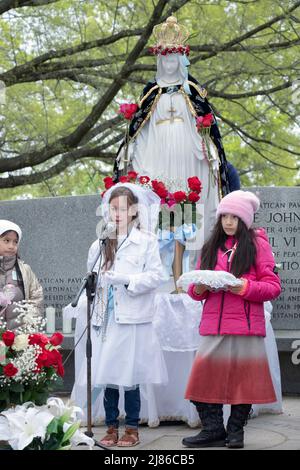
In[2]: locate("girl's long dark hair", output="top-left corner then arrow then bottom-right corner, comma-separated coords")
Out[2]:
102,187 -> 139,270
200,217 -> 257,277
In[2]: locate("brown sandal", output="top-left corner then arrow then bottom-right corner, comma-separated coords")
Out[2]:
117,428 -> 140,447
100,426 -> 119,447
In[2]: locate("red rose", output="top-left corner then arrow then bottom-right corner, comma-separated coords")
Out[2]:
103,177 -> 115,190
188,176 -> 202,193
188,192 -> 201,203
202,113 -> 214,127
151,180 -> 168,199
156,187 -> 168,199
119,175 -> 129,183
127,171 -> 138,180
49,332 -> 64,347
35,350 -> 48,371
42,348 -> 62,367
29,333 -> 49,348
2,331 -> 15,347
119,103 -> 138,120
173,191 -> 187,203
57,362 -> 65,377
153,182 -> 168,199
139,175 -> 150,184
3,363 -> 18,377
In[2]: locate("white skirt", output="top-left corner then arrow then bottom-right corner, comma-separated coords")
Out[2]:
77,311 -> 168,389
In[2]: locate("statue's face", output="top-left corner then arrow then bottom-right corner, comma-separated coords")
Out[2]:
161,54 -> 179,75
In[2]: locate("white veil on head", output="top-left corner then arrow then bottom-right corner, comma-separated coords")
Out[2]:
101,183 -> 161,234
156,53 -> 191,94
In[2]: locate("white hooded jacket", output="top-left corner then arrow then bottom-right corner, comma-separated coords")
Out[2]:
88,227 -> 164,324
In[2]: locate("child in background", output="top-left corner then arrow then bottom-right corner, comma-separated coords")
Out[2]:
0,220 -> 43,330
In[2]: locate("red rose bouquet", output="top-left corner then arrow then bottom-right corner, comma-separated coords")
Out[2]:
118,102 -> 139,172
100,173 -> 202,228
0,301 -> 64,411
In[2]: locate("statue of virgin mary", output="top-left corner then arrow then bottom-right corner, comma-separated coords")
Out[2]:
114,16 -> 230,285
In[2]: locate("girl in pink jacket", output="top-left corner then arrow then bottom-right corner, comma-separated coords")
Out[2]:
182,191 -> 281,449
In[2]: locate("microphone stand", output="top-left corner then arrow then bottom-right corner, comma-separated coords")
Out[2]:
72,241 -> 107,450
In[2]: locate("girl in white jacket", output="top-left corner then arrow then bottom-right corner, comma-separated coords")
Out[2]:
85,183 -> 167,447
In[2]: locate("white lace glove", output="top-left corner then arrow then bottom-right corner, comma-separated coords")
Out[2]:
104,271 -> 131,286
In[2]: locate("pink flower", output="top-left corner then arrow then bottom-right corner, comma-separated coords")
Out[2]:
167,197 -> 177,208
119,103 -> 138,120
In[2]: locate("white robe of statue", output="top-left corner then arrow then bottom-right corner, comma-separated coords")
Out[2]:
122,53 -> 220,242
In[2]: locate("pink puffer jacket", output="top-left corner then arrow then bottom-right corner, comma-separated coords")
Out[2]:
188,228 -> 281,337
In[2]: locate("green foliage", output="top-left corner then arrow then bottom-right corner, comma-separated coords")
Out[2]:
23,416 -> 80,450
0,0 -> 299,199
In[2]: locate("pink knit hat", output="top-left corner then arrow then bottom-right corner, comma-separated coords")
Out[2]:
216,190 -> 260,229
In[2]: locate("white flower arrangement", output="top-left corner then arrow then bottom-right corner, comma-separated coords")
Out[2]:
13,300 -> 46,334
0,397 -> 94,450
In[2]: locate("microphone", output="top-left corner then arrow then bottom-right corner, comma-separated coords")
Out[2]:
72,221 -> 116,308
97,221 -> 116,242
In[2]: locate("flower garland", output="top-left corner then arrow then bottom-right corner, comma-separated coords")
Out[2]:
101,172 -> 202,208
149,45 -> 190,56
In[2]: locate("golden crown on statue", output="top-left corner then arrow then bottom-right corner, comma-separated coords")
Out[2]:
150,16 -> 190,55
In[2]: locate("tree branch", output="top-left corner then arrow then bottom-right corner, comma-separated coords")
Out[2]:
0,149 -> 115,188
190,1 -> 300,63
210,80 -> 293,100
190,38 -> 300,54
0,0 -> 60,15
1,0 -> 192,173
218,113 -> 300,169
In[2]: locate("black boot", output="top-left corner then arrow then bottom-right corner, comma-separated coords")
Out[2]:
182,403 -> 227,448
226,404 -> 252,449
